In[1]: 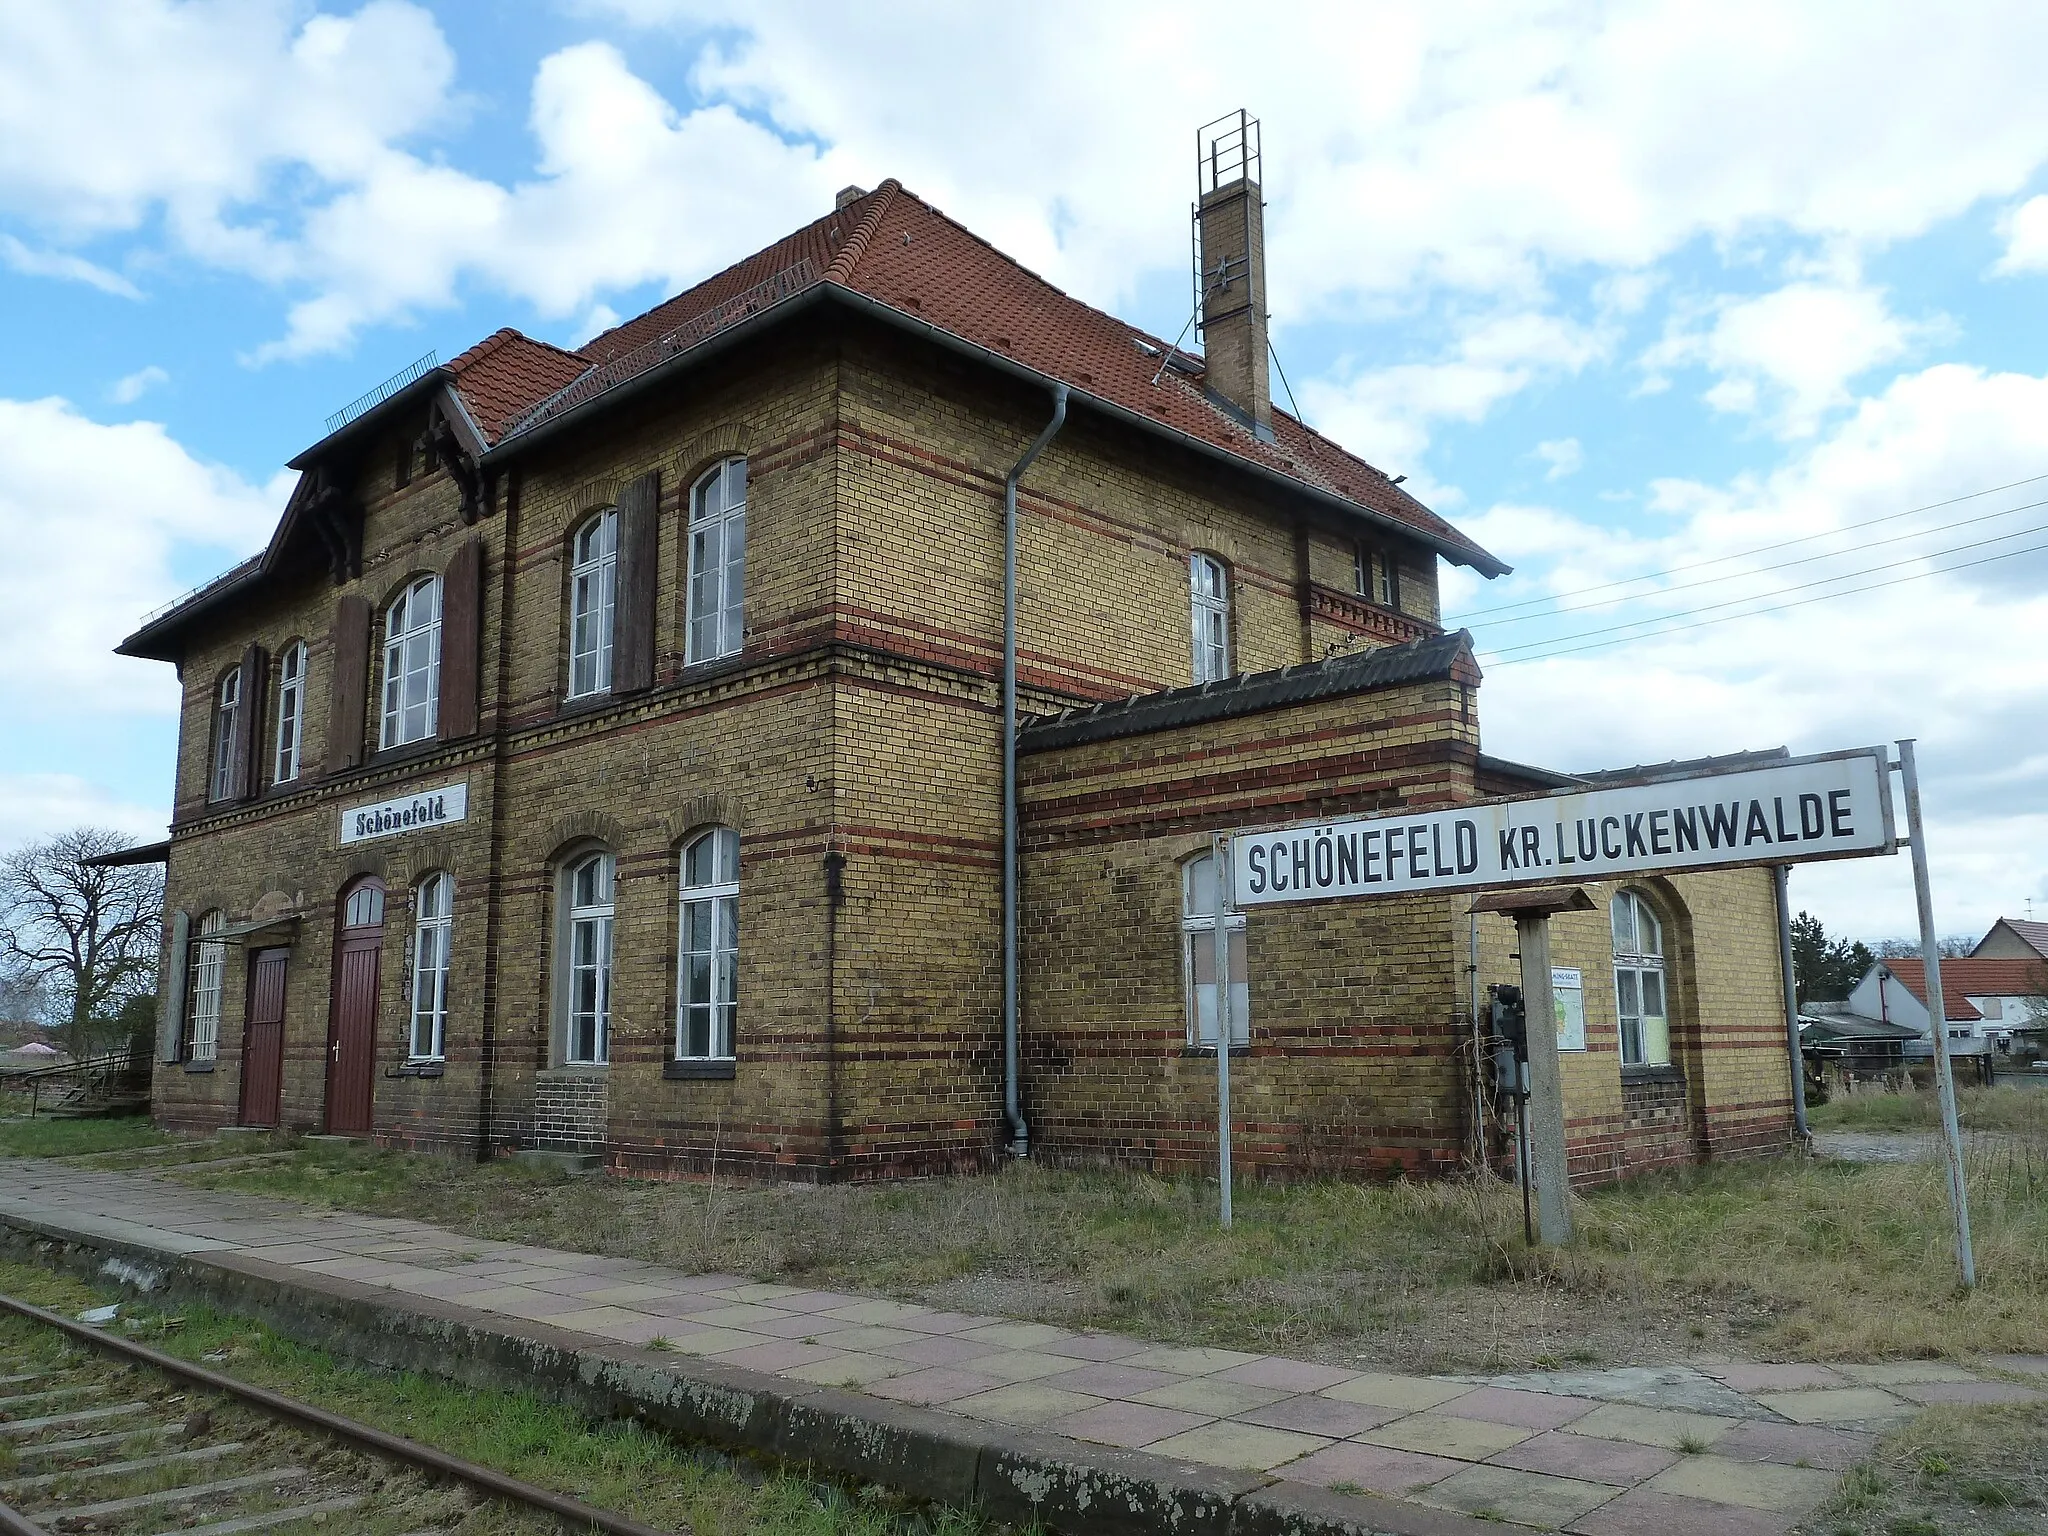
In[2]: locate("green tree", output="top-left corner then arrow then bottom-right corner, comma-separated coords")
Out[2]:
1790,910 -> 1875,1005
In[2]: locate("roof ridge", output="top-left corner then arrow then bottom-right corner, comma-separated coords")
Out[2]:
824,178 -> 902,284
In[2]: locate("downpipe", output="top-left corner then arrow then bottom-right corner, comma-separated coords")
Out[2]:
1003,384 -> 1069,1158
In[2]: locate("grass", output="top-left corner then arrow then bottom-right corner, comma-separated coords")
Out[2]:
156,1135 -> 2048,1371
0,1114 -> 167,1158
0,1256 -> 1008,1536
1810,1083 -> 2048,1135
1800,1400 -> 2046,1536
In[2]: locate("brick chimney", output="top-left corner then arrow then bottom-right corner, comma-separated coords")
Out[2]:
1196,111 -> 1270,440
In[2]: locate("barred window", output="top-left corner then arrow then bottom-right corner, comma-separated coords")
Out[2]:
1181,853 -> 1248,1048
381,576 -> 441,747
1190,554 -> 1230,683
676,829 -> 739,1062
409,873 -> 452,1061
687,458 -> 746,663
1613,888 -> 1669,1067
567,510 -> 619,699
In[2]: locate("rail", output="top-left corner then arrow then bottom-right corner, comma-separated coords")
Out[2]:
0,1288 -> 680,1536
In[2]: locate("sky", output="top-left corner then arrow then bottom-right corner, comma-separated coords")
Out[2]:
2,0 -> 2045,943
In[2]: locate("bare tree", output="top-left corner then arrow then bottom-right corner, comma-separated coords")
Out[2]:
1869,935 -> 1977,960
0,829 -> 163,1057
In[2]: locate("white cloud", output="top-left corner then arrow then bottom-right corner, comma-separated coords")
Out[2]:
1469,363 -> 2048,934
0,774 -> 164,855
1644,280 -> 1941,436
8,3 -> 2048,360
1535,438 -> 1582,480
1996,194 -> 2048,274
0,234 -> 139,298
108,366 -> 168,405
0,397 -> 283,715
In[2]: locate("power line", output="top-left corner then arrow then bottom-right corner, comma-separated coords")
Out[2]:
1481,534 -> 2048,667
1443,470 -> 2048,624
1469,493 -> 2048,633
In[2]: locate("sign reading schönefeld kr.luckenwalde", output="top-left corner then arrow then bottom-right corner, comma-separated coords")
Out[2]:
1229,748 -> 1894,907
338,782 -> 469,846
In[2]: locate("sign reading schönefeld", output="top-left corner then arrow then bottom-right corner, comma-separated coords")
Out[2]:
1230,748 -> 1893,907
338,782 -> 469,846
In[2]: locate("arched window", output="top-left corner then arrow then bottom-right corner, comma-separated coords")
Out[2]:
1182,853 -> 1248,1047
687,457 -> 746,663
381,575 -> 441,748
559,851 -> 614,1065
1612,888 -> 1669,1067
409,873 -> 452,1061
209,668 -> 241,802
676,828 -> 739,1062
343,882 -> 385,929
273,641 -> 307,784
567,510 -> 619,699
1190,554 -> 1230,683
185,910 -> 226,1063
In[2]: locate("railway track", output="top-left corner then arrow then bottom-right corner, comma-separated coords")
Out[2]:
0,1290 -> 678,1536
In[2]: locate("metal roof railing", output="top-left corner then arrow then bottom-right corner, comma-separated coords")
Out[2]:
324,350 -> 439,435
502,260 -> 817,441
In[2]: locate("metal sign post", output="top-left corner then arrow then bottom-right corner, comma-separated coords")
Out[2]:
1896,739 -> 1976,1289
1212,835 -> 1235,1230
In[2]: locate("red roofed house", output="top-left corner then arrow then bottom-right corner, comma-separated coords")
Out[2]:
111,117 -> 1796,1182
1847,957 -> 2048,1063
1971,917 -> 2048,963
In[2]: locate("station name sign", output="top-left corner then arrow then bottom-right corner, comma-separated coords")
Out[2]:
1230,748 -> 1894,907
338,782 -> 469,846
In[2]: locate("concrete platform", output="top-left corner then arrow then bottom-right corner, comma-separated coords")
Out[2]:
0,1159 -> 2015,1534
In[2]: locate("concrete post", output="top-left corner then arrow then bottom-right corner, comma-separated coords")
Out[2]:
1515,913 -> 1574,1245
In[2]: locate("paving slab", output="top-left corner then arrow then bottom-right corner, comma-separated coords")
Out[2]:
1131,1376 -> 1288,1417
949,1382 -> 1104,1426
1322,1372 -> 1473,1411
1120,1344 -> 1263,1376
1703,1362 -> 1846,1393
1836,1360 -> 1977,1386
1036,1332 -> 1148,1360
1485,1429 -> 1679,1486
1710,1419 -> 1875,1472
1436,1386 -> 1598,1430
1045,1399 -> 1215,1450
1566,1402 -> 1740,1450
1642,1454 -> 1837,1513
1358,1413 -> 1537,1461
1751,1386 -> 1912,1425
1216,1357 -> 1359,1393
1419,1463 -> 1617,1528
1460,1364 -> 1762,1419
862,1366 -> 1006,1407
1567,1486 -> 1799,1536
1891,1378 -> 2044,1406
1234,1394 -> 1405,1438
1985,1353 -> 2048,1378
1280,1440 -> 1466,1496
1143,1420 -> 1330,1472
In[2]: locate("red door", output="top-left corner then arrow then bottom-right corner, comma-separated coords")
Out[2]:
237,948 -> 287,1128
326,880 -> 384,1136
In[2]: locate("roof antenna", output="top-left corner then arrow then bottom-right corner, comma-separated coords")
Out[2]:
1268,338 -> 1305,428
1152,310 -> 1198,387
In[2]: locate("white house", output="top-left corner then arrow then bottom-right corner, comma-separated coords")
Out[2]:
1845,957 -> 2045,1058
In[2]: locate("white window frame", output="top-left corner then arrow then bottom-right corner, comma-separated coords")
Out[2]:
686,457 -> 747,664
675,828 -> 739,1062
209,668 -> 241,802
567,510 -> 619,699
273,641 -> 307,785
1182,853 -> 1248,1048
1190,553 -> 1230,683
559,851 -> 614,1066
380,575 -> 442,748
409,873 -> 452,1061
187,910 -> 226,1063
1613,888 -> 1670,1067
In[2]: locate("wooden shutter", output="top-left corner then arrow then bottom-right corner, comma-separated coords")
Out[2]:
158,909 -> 190,1064
438,535 -> 483,740
613,470 -> 660,694
325,595 -> 371,774
235,641 -> 268,801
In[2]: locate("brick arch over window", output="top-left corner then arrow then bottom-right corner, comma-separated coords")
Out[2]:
672,432 -> 760,491
662,794 -> 747,847
533,810 -> 635,870
334,851 -> 394,889
389,839 -> 466,891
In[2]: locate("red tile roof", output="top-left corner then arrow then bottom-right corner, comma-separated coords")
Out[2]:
446,328 -> 588,444
1974,917 -> 2048,960
1884,957 -> 2048,1020
467,180 -> 1502,574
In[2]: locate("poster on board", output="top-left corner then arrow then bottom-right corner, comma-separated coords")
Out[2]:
1553,967 -> 1586,1051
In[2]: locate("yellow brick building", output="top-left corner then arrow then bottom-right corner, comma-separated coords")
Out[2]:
115,159 -> 1797,1183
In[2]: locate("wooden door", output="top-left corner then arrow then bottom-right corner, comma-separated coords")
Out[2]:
326,881 -> 384,1135
237,948 -> 287,1128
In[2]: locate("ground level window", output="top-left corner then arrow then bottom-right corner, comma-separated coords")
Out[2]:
562,851 -> 613,1064
1613,887 -> 1669,1066
676,828 -> 739,1061
185,910 -> 226,1063
1182,853 -> 1248,1047
409,873 -> 451,1060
